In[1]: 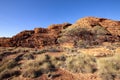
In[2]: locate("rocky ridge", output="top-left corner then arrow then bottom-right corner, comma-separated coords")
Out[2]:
0,23 -> 71,48
0,17 -> 120,48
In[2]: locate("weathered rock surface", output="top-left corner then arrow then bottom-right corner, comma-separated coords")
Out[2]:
0,23 -> 71,48
76,17 -> 120,36
0,17 -> 119,48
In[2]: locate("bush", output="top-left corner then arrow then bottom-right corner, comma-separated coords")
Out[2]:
35,49 -> 47,54
47,48 -> 61,52
98,54 -> 120,80
57,26 -> 97,48
22,68 -> 42,78
0,59 -> 18,73
92,25 -> 109,35
40,62 -> 55,73
7,59 -> 18,69
22,53 -> 34,60
14,54 -> 24,61
58,26 -> 90,43
37,54 -> 50,63
76,40 -> 90,48
32,47 -> 61,54
0,70 -> 21,80
0,51 -> 16,59
65,54 -> 97,73
22,54 -> 56,78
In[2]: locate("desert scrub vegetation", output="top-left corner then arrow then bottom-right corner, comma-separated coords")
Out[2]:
0,51 -> 16,60
1,47 -> 120,80
91,25 -> 110,35
57,25 -> 99,48
0,58 -> 20,80
64,53 -> 97,73
22,67 -> 43,78
22,54 -> 58,78
22,53 -> 34,60
0,59 -> 18,73
21,54 -> 65,79
0,69 -> 21,80
58,26 -> 91,43
97,54 -> 120,80
31,47 -> 61,55
32,49 -> 47,54
58,25 -> 112,48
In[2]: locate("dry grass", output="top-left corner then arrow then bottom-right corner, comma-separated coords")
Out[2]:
97,54 -> 120,80
0,69 -> 21,80
0,59 -> 18,73
64,54 -> 97,73
0,46 -> 120,80
21,54 -> 56,78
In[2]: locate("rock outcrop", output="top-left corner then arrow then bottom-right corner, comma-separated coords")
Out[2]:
76,17 -> 120,36
0,23 -> 71,48
0,17 -> 119,48
0,37 -> 10,47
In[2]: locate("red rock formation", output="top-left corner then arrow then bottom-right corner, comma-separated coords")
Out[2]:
76,17 -> 120,36
0,17 -> 119,48
0,23 -> 72,48
0,37 -> 10,47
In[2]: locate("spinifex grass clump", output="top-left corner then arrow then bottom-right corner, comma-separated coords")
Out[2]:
98,54 -> 120,80
0,69 -> 21,80
0,59 -> 18,73
22,54 -> 57,78
65,54 -> 97,73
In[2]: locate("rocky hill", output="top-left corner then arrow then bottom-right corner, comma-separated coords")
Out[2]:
76,17 -> 120,36
0,17 -> 120,48
0,23 -> 71,48
58,17 -> 120,48
0,17 -> 120,80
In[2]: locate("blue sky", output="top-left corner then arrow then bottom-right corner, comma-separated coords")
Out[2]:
0,0 -> 120,37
